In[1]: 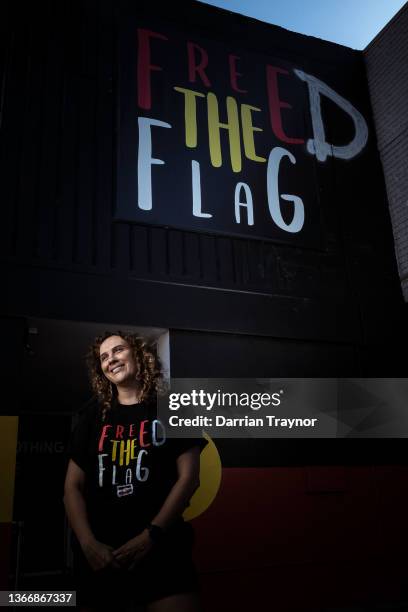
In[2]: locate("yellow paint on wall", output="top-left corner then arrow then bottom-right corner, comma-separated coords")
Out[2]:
241,104 -> 266,163
174,87 -> 205,148
208,93 -> 242,172
0,417 -> 19,522
184,433 -> 222,521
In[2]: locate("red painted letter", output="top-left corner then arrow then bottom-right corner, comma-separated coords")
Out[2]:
229,55 -> 247,93
266,65 -> 304,144
137,29 -> 168,110
187,42 -> 211,87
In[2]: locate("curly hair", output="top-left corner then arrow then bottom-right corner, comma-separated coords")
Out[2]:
86,331 -> 163,421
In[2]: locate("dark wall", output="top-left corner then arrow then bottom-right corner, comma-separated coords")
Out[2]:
2,0 -> 407,444
2,0 -> 406,366
3,3 -> 408,608
365,4 -> 408,299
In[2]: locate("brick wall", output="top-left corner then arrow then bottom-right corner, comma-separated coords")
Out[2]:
365,3 -> 408,299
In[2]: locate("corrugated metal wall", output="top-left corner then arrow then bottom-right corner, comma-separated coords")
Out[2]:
364,3 -> 408,300
2,0 -> 405,363
1,0 -> 346,297
2,3 -> 408,609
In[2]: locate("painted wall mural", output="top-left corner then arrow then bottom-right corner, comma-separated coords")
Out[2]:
117,23 -> 369,246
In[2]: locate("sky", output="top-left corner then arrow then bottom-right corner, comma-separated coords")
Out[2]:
198,0 -> 407,49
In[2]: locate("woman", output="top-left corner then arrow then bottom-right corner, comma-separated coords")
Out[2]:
64,331 -> 206,611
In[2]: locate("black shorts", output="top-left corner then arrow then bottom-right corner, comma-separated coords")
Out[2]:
72,522 -> 200,608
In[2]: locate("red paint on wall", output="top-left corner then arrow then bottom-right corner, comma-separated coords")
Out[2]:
0,523 -> 12,589
187,42 -> 212,88
137,29 -> 168,110
266,66 -> 304,144
192,466 -> 408,611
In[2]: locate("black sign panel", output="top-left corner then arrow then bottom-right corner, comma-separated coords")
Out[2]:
117,20 -> 369,247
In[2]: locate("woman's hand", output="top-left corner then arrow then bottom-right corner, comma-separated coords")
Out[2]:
112,529 -> 153,570
80,536 -> 120,572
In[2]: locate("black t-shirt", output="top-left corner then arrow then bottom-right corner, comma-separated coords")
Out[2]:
68,398 -> 207,547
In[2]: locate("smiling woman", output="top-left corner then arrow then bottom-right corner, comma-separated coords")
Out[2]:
63,331 -> 207,612
87,333 -> 163,422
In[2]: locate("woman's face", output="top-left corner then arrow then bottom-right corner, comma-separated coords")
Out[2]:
99,335 -> 138,386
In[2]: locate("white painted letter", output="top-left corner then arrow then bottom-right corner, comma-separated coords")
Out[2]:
234,182 -> 254,226
138,117 -> 171,210
267,147 -> 304,233
294,69 -> 368,162
192,160 -> 212,218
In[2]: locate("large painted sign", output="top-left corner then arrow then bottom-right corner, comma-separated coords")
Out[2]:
117,22 -> 369,246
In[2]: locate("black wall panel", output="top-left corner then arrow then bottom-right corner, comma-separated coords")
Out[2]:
2,0 -> 407,382
2,5 -> 408,604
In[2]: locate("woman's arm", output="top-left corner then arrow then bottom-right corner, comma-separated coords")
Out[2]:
113,446 -> 201,566
63,459 -> 94,545
64,459 -> 119,571
151,445 -> 201,529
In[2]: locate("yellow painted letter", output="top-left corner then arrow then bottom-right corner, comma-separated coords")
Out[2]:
241,104 -> 266,163
207,93 -> 242,173
174,87 -> 205,148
